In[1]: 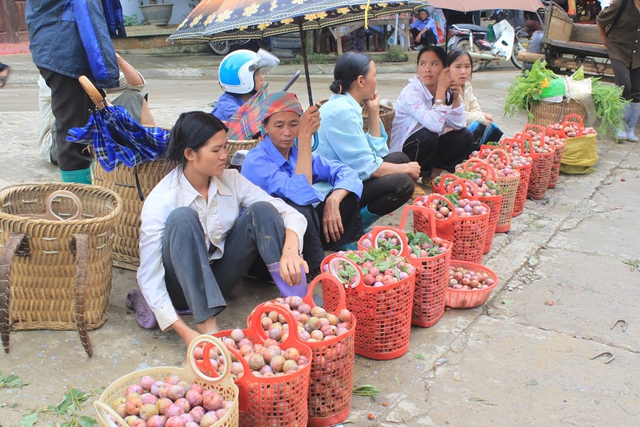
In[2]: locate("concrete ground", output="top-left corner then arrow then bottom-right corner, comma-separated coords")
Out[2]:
0,53 -> 639,427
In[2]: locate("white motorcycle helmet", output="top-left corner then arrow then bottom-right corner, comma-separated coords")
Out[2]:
218,48 -> 280,95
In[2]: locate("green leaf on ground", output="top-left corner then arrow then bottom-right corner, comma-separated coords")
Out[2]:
501,299 -> 514,305
394,375 -> 401,384
78,415 -> 98,427
0,372 -> 25,389
19,412 -> 39,427
352,384 -> 380,396
414,353 -> 425,360
616,254 -> 640,271
526,379 -> 538,386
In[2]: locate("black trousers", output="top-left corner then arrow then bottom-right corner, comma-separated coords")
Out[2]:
402,127 -> 475,177
286,192 -> 362,271
611,59 -> 640,102
411,28 -> 437,48
360,152 -> 415,216
39,68 -> 93,171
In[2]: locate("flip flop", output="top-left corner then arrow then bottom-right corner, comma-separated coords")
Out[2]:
125,289 -> 158,329
0,65 -> 9,89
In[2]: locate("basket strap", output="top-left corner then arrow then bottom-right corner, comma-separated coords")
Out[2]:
72,234 -> 92,357
0,233 -> 26,354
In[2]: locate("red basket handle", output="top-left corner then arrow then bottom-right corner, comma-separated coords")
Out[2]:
562,113 -> 585,128
302,272 -> 349,313
480,148 -> 511,167
523,124 -> 547,139
189,334 -> 234,383
327,255 -> 364,289
432,173 -> 458,194
246,302 -> 302,348
365,226 -> 410,258
460,158 -> 497,182
445,178 -> 480,200
501,137 -> 526,154
399,205 -> 438,239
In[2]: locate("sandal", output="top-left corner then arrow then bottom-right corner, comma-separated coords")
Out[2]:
0,65 -> 9,89
125,289 -> 158,329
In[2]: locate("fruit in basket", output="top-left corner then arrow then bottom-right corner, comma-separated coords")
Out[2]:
189,406 -> 205,423
265,296 -> 354,343
140,403 -> 160,420
330,249 -> 415,288
582,127 -> 596,135
185,389 -> 203,408
448,265 -> 495,290
413,196 -> 453,219
563,124 -> 580,137
199,412 -> 219,427
147,415 -> 167,427
202,390 -> 224,411
142,393 -> 159,405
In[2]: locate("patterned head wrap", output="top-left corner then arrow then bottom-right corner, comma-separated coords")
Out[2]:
261,91 -> 304,123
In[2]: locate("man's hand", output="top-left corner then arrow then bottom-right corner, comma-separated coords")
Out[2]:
279,249 -> 309,286
483,112 -> 494,122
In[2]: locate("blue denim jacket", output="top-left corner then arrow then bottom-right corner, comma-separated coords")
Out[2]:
26,0 -> 119,88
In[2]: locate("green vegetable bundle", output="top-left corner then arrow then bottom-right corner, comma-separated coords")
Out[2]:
504,61 -> 629,136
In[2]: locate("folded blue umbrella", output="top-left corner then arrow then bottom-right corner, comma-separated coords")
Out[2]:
68,105 -> 169,172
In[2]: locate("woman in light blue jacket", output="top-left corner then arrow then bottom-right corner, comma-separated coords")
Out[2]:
315,52 -> 420,231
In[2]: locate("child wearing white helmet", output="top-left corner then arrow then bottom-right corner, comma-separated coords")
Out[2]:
212,48 -> 280,123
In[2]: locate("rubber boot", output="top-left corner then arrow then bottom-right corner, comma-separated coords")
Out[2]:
360,205 -> 381,230
626,102 -> 640,142
267,262 -> 308,298
60,168 -> 92,184
616,104 -> 631,142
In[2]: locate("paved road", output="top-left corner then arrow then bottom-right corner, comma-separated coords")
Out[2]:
0,53 -> 638,426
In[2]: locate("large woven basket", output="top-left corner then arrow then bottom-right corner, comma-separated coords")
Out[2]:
316,99 -> 395,143
0,183 -> 122,356
529,98 -> 587,127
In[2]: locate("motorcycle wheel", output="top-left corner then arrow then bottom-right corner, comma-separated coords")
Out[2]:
207,40 -> 231,55
456,39 -> 482,72
511,39 -> 525,69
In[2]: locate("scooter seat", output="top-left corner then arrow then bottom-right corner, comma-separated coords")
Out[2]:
455,24 -> 489,34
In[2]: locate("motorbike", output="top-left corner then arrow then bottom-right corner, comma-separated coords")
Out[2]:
447,11 -> 529,71
207,38 -> 271,55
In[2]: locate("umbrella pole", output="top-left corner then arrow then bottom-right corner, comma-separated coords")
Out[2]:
297,17 -> 314,106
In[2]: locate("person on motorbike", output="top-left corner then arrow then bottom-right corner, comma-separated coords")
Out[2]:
447,48 -> 503,147
390,45 -> 474,181
410,8 -> 438,50
211,49 -> 280,123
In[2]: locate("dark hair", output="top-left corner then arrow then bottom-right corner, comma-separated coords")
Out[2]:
418,8 -> 429,15
165,111 -> 228,169
417,45 -> 446,66
330,52 -> 372,94
446,48 -> 474,71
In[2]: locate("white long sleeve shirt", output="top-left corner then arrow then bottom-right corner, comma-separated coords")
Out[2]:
389,76 -> 467,153
137,167 -> 307,331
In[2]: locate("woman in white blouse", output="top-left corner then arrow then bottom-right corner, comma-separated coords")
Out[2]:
135,111 -> 308,345
390,45 -> 474,180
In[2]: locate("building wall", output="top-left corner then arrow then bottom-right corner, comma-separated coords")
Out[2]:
120,0 -> 197,26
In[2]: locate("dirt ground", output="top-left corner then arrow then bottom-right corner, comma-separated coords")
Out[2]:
0,53 -> 639,426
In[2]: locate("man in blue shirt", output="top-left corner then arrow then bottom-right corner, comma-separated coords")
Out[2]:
410,9 -> 438,50
242,92 -> 363,277
26,0 -> 119,184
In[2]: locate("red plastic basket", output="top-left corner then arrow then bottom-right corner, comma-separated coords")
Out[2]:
253,274 -> 357,427
320,253 -> 415,360
413,193 -> 455,242
500,138 -> 532,217
212,304 -> 312,427
521,126 -> 555,199
444,178 -> 502,255
412,193 -> 489,264
445,261 -> 499,309
357,206 -> 453,328
462,153 -> 519,233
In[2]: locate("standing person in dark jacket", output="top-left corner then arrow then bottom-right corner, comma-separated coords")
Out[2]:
597,0 -> 640,142
26,0 -> 119,184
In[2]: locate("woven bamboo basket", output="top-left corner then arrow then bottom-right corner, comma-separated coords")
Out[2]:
529,99 -> 587,127
94,335 -> 239,427
0,183 -> 122,357
92,139 -> 258,271
316,99 -> 395,143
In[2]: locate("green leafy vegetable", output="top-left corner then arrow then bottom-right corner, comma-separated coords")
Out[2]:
352,384 -> 380,396
0,372 -> 25,389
